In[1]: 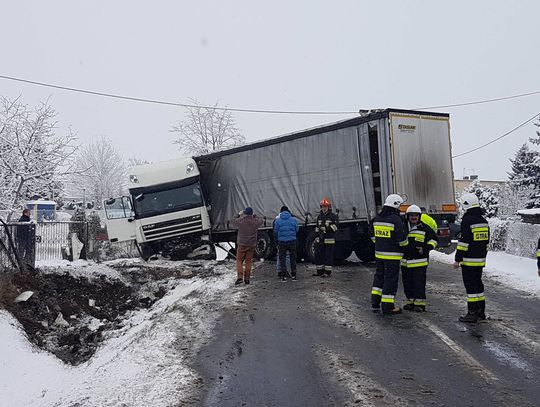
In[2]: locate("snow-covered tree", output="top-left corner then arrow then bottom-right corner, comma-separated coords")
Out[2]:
0,96 -> 78,219
460,180 -> 501,218
507,143 -> 540,208
171,99 -> 245,155
71,136 -> 127,208
127,157 -> 150,167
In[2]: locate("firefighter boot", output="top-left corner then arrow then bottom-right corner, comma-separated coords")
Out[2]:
403,300 -> 415,311
477,300 -> 486,320
460,299 -> 479,323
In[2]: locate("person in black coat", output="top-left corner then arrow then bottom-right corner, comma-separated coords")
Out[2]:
16,209 -> 33,264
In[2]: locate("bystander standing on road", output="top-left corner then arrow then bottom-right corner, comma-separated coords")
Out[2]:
273,206 -> 291,278
274,206 -> 299,282
230,207 -> 263,285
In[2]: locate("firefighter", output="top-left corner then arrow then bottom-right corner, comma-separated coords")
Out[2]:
537,238 -> 540,278
370,194 -> 408,315
401,205 -> 438,312
313,197 -> 338,277
453,193 -> 490,323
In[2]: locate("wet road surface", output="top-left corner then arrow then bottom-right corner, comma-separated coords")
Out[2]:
192,258 -> 540,406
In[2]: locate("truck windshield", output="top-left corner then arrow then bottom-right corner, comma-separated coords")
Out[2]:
132,181 -> 204,218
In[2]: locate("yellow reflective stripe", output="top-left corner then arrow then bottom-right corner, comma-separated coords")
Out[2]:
381,295 -> 394,303
375,251 -> 403,260
373,222 -> 395,229
324,238 -> 335,244
457,246 -> 469,252
414,300 -> 426,306
406,299 -> 414,304
371,287 -> 382,296
536,250 -> 540,257
428,239 -> 437,248
471,227 -> 489,232
330,224 -> 338,232
470,223 -> 488,229
399,240 -> 409,247
407,261 -> 428,268
461,258 -> 486,267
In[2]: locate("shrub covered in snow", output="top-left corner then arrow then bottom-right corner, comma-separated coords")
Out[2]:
504,221 -> 540,258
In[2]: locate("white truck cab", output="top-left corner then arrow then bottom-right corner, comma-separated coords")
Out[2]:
103,157 -> 212,259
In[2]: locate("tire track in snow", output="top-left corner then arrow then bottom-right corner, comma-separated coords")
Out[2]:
314,346 -> 408,407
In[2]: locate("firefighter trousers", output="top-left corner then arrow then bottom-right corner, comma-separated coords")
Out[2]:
315,242 -> 334,275
461,265 -> 485,314
401,265 -> 427,308
371,259 -> 400,313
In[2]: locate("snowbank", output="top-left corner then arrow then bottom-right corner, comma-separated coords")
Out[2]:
431,250 -> 540,296
0,260 -> 237,406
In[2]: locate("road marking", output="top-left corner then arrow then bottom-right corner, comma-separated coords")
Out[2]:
422,321 -> 498,382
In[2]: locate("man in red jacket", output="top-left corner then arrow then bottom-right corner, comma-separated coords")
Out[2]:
230,207 -> 263,285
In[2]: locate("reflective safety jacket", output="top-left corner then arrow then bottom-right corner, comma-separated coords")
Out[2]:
401,221 -> 438,268
537,238 -> 540,268
315,210 -> 338,244
455,207 -> 489,267
370,207 -> 408,261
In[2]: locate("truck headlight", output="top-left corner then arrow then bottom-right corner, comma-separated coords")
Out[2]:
186,163 -> 195,174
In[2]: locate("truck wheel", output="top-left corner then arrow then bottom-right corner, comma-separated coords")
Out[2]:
187,242 -> 217,260
303,231 -> 317,263
354,240 -> 375,263
255,231 -> 276,260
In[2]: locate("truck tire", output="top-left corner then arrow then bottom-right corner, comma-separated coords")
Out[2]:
255,231 -> 276,260
303,231 -> 317,264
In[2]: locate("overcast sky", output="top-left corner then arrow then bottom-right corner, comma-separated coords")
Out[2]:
1,1 -> 539,181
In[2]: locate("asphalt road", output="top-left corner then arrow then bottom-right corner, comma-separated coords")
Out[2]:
192,258 -> 540,407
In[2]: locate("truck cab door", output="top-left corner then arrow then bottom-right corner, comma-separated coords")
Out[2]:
103,196 -> 137,243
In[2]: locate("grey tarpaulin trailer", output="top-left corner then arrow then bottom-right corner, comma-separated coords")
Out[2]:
194,108 -> 457,263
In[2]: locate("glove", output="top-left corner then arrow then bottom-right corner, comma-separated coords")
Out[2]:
320,226 -> 326,234
314,237 -> 320,244
238,211 -> 244,216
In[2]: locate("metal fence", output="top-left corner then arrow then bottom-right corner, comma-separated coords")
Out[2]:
0,221 -> 89,271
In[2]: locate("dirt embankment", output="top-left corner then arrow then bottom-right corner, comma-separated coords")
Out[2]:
3,260 -> 216,365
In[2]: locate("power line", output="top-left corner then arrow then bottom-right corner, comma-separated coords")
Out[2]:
452,112 -> 540,158
0,74 -> 357,115
1,73 -> 540,115
415,90 -> 540,110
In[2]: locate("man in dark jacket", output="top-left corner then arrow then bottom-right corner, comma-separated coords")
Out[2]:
16,209 -> 33,265
453,193 -> 490,323
371,194 -> 408,315
230,207 -> 263,285
313,197 -> 338,277
401,205 -> 438,312
274,206 -> 299,281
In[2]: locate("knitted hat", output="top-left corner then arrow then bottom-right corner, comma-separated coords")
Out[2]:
244,207 -> 253,215
280,205 -> 289,213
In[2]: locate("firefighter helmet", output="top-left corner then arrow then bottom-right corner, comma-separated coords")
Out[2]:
384,194 -> 404,209
406,204 -> 422,214
320,197 -> 331,208
461,193 -> 479,211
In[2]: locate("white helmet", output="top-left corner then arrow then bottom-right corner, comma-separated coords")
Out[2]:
406,204 -> 421,214
384,194 -> 404,209
461,193 -> 479,211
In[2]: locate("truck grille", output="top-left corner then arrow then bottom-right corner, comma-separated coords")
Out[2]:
141,214 -> 203,242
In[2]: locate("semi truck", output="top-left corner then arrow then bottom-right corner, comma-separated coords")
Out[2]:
103,108 -> 457,262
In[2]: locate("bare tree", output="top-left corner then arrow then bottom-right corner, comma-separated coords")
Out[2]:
127,157 -> 150,167
0,96 -> 79,219
71,136 -> 127,208
171,99 -> 245,155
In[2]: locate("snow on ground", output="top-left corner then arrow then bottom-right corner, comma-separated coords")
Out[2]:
0,259 -> 239,407
431,250 -> 540,296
